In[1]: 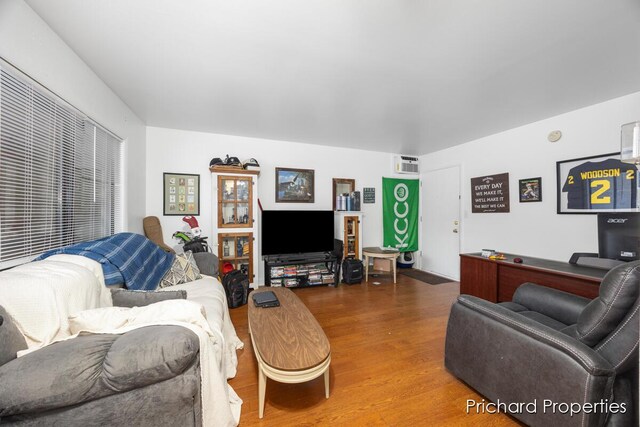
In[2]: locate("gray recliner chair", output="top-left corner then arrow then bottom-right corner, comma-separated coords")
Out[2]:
445,260 -> 639,427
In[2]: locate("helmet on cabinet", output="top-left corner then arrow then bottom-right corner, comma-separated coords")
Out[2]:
224,155 -> 241,166
209,157 -> 224,167
242,158 -> 260,171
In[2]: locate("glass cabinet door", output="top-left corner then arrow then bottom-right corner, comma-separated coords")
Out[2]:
344,216 -> 359,258
218,233 -> 253,283
218,175 -> 253,228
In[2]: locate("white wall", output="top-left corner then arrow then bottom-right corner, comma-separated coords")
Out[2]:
145,127 -> 404,255
420,92 -> 640,263
0,0 -> 147,232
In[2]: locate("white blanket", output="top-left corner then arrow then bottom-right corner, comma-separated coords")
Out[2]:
0,254 -> 112,350
68,300 -> 241,427
158,276 -> 244,378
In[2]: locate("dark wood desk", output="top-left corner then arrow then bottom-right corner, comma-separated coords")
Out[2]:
460,253 -> 607,302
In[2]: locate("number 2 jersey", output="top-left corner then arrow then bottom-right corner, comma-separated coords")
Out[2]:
562,158 -> 638,209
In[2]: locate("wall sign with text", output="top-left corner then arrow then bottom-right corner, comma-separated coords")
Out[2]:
363,187 -> 375,203
471,173 -> 510,213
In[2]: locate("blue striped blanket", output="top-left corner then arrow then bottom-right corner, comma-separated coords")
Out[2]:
36,233 -> 175,290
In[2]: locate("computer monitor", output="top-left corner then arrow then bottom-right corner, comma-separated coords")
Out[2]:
598,213 -> 640,261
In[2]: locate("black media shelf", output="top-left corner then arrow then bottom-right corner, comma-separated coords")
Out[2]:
264,252 -> 338,288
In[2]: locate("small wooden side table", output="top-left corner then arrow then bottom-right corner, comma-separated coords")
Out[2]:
363,247 -> 400,284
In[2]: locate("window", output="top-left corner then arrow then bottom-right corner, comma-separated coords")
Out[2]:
0,60 -> 123,269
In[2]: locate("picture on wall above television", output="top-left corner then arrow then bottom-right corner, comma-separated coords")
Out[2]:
556,152 -> 639,214
275,167 -> 315,203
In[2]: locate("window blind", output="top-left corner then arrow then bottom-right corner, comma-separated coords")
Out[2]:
0,60 -> 123,269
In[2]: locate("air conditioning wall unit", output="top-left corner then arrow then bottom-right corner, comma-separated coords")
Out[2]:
394,155 -> 420,175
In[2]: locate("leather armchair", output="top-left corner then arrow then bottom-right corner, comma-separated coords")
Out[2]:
445,260 -> 639,427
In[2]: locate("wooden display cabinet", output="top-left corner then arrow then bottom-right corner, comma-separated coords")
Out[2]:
334,212 -> 362,259
212,169 -> 259,286
218,233 -> 253,283
217,175 -> 253,228
344,216 -> 359,258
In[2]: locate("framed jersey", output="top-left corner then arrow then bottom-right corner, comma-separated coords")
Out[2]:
556,152 -> 639,214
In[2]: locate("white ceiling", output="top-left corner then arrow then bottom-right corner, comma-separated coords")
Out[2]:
26,0 -> 640,155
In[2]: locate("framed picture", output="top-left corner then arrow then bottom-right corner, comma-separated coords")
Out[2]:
556,152 -> 639,214
275,167 -> 315,203
332,178 -> 355,210
519,177 -> 542,203
164,173 -> 200,215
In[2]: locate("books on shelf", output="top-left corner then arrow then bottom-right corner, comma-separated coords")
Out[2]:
270,267 -> 284,278
268,259 -> 336,288
284,278 -> 298,287
322,273 -> 334,284
270,279 -> 282,287
308,273 -> 322,285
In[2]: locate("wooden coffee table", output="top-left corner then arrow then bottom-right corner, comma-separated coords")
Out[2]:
248,287 -> 331,418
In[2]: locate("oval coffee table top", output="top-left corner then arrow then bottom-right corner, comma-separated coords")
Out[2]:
248,287 -> 330,371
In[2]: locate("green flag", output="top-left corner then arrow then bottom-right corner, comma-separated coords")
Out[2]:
383,177 -> 419,252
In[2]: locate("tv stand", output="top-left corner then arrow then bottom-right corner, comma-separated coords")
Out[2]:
264,252 -> 337,288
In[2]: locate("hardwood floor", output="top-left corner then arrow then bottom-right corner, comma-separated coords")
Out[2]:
229,273 -> 520,426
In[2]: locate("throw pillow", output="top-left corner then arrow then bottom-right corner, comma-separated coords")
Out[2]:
110,288 -> 187,307
159,251 -> 202,288
191,252 -> 219,277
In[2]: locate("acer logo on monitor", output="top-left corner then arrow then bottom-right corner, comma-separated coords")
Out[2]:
607,218 -> 628,223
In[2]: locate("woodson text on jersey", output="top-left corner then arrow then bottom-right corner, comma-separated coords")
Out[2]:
562,158 -> 638,210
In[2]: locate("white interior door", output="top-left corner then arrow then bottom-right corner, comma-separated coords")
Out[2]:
421,165 -> 461,280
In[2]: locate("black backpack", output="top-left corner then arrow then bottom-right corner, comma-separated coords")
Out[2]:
222,269 -> 249,308
342,258 -> 363,284
183,236 -> 209,253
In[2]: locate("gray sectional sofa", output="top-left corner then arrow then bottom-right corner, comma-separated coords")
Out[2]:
0,251 -> 241,426
0,290 -> 203,426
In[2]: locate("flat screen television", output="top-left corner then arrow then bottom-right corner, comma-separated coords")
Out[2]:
262,210 -> 334,256
598,213 -> 640,261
